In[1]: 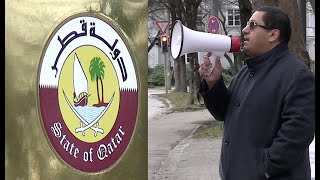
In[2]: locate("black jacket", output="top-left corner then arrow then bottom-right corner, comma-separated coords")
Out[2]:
199,42 -> 315,180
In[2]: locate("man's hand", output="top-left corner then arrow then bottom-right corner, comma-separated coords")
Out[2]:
198,53 -> 223,89
265,173 -> 269,179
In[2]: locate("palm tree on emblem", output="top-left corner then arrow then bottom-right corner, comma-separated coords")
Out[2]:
89,57 -> 108,107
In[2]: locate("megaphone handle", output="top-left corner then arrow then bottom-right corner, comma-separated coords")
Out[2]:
207,52 -> 216,75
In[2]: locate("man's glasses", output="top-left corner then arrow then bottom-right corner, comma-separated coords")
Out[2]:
247,21 -> 273,30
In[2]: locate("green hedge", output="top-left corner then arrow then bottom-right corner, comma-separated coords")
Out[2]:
148,65 -> 165,86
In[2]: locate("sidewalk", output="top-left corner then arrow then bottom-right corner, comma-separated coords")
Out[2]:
148,87 -> 222,180
156,130 -> 222,180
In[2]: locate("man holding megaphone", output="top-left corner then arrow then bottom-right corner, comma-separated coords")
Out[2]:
198,6 -> 314,180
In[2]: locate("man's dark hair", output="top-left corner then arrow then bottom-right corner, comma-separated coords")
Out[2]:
257,6 -> 291,43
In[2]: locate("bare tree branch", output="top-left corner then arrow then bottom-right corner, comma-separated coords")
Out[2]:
308,0 -> 315,13
148,30 -> 161,52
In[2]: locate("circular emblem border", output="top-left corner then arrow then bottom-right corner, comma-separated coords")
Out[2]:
36,12 -> 141,174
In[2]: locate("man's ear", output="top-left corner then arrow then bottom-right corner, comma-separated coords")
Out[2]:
268,29 -> 280,42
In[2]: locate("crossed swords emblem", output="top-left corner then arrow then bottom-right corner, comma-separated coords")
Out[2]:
62,90 -> 115,137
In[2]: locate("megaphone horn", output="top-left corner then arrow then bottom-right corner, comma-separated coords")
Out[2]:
170,20 -> 241,59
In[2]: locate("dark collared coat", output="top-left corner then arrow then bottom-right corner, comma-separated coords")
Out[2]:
199,42 -> 315,180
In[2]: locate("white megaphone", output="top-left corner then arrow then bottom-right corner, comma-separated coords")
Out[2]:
170,20 -> 241,73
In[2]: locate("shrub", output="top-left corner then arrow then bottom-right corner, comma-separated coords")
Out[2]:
148,64 -> 165,86
222,68 -> 233,85
222,73 -> 232,86
222,68 -> 233,76
148,67 -> 154,76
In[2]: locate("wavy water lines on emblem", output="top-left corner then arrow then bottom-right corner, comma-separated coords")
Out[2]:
62,53 -> 114,137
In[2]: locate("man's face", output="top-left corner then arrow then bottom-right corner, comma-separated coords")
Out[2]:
242,11 -> 273,57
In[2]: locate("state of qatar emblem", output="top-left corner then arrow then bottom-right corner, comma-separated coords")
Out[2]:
37,13 -> 139,173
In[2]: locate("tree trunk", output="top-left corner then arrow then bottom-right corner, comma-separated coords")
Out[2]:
169,1 -> 184,92
185,0 -> 201,104
180,55 -> 187,92
237,0 -> 253,70
99,77 -> 104,103
167,0 -> 201,94
193,53 -> 201,101
188,54 -> 195,105
251,0 -> 310,67
173,57 -> 181,91
96,77 -> 100,103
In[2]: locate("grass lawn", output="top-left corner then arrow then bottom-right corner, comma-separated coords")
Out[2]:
192,122 -> 223,138
156,91 -> 206,112
151,86 -> 223,138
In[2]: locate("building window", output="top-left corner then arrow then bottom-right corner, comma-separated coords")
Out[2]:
228,9 -> 240,26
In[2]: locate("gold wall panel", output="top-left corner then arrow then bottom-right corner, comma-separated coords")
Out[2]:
5,0 -> 148,179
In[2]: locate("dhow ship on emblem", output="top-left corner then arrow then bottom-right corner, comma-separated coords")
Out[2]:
62,53 -> 114,137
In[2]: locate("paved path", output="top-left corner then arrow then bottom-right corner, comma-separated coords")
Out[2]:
148,88 -> 221,180
148,88 -> 171,120
156,136 -> 221,180
148,109 -> 221,180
